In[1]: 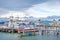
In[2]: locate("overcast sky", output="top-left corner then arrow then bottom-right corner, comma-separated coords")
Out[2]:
0,0 -> 60,17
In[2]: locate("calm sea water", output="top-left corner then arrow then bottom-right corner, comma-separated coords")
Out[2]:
0,32 -> 60,40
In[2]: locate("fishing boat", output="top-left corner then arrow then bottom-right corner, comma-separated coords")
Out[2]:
18,26 -> 39,33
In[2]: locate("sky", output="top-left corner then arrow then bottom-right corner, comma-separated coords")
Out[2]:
0,0 -> 60,18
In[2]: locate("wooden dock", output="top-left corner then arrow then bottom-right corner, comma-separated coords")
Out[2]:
0,28 -> 18,33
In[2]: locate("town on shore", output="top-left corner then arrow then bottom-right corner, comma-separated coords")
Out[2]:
0,16 -> 60,36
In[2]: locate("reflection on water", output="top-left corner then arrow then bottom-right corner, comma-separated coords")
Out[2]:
0,32 -> 60,40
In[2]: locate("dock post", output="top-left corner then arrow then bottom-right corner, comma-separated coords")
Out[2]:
20,29 -> 24,37
34,26 -> 36,35
12,29 -> 14,33
23,28 -> 24,35
41,30 -> 44,35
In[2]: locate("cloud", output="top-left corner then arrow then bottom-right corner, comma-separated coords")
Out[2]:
0,0 -> 48,11
0,8 -> 9,15
0,0 -> 60,17
1,11 -> 26,18
0,0 -> 48,16
24,0 -> 60,17
25,8 -> 50,17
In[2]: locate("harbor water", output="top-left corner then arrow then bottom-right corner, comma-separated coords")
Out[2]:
0,32 -> 60,40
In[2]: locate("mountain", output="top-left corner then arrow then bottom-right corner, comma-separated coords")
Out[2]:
47,16 -> 60,19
